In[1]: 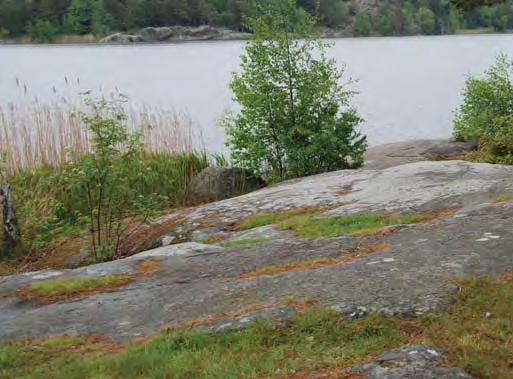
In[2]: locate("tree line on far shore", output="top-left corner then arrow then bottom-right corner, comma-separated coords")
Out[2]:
1,0 -> 513,42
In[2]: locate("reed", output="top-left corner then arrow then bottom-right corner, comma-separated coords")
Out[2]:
0,97 -> 201,174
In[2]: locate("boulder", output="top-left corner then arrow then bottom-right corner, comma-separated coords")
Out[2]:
139,27 -> 174,42
100,33 -> 143,43
351,345 -> 474,378
192,167 -> 265,201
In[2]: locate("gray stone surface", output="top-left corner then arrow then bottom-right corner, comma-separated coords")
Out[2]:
352,345 -> 474,378
364,139 -> 476,169
1,161 -> 513,342
101,26 -> 250,43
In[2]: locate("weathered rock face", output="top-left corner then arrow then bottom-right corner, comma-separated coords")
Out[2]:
191,167 -> 266,201
100,32 -> 143,43
364,139 -> 477,170
100,26 -> 250,43
1,160 -> 513,345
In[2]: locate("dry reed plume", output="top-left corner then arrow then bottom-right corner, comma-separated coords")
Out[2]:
0,85 -> 201,174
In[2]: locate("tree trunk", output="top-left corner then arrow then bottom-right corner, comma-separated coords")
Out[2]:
1,183 -> 18,255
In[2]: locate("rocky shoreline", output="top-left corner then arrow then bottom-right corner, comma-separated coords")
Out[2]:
100,25 -> 251,44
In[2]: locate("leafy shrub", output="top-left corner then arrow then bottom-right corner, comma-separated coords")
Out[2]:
26,19 -> 58,42
453,54 -> 513,141
223,0 -> 366,182
453,54 -> 513,165
466,115 -> 513,165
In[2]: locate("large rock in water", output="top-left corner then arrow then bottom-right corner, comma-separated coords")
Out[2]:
1,160 -> 513,352
191,167 -> 266,201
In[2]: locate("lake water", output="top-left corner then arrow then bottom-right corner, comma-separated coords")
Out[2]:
1,34 -> 513,152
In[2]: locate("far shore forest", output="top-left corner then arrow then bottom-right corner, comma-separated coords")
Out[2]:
1,0 -> 513,42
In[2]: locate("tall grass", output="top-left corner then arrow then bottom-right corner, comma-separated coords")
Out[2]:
0,96 -> 201,174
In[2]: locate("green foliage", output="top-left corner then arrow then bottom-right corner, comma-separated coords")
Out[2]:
277,213 -> 427,238
354,11 -> 372,36
223,0 -> 366,181
0,0 -> 508,40
466,115 -> 513,165
27,275 -> 131,297
416,7 -> 437,34
453,54 -> 513,141
63,0 -> 113,36
62,97 -> 164,260
4,150 -> 209,265
26,19 -> 58,42
0,27 -> 9,38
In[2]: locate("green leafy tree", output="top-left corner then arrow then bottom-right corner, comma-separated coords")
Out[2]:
416,7 -> 437,34
454,54 -> 513,141
223,0 -> 366,181
64,97 -> 161,261
354,11 -> 372,36
26,19 -> 58,42
0,27 -> 9,38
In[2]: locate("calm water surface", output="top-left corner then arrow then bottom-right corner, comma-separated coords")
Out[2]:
1,34 -> 513,152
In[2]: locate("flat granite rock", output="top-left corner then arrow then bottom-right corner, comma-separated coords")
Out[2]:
1,160 -> 513,342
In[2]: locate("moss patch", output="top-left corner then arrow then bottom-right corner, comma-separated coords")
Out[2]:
491,194 -> 513,203
235,206 -> 328,231
19,275 -> 132,302
220,238 -> 271,249
277,214 -> 427,239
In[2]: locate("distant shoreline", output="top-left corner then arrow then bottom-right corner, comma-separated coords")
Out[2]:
0,26 -> 505,46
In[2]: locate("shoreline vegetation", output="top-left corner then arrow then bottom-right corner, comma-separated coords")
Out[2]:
1,0 -> 513,44
0,26 -> 504,45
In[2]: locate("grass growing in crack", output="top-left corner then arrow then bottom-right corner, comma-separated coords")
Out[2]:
2,272 -> 512,378
235,206 -> 327,231
220,238 -> 271,248
277,214 -> 427,239
22,275 -> 131,300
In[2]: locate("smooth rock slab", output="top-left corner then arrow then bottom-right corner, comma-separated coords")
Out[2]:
1,161 -> 513,341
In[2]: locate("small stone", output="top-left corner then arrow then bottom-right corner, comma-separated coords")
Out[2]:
476,238 -> 489,242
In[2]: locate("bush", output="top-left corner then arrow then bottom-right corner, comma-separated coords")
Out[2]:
453,54 -> 513,141
466,115 -> 513,165
222,0 -> 366,182
26,19 -> 58,42
454,54 -> 513,165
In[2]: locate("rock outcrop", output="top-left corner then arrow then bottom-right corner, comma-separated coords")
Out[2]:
351,345 -> 474,378
192,167 -> 266,201
1,160 -> 513,345
100,25 -> 250,43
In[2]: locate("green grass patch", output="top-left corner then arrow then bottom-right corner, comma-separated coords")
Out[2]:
0,310 -> 403,379
1,271 -> 512,378
220,238 -> 271,248
24,275 -> 131,299
423,272 -> 513,379
235,206 -> 328,231
277,214 -> 427,239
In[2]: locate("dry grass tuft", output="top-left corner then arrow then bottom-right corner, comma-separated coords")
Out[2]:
239,242 -> 391,279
